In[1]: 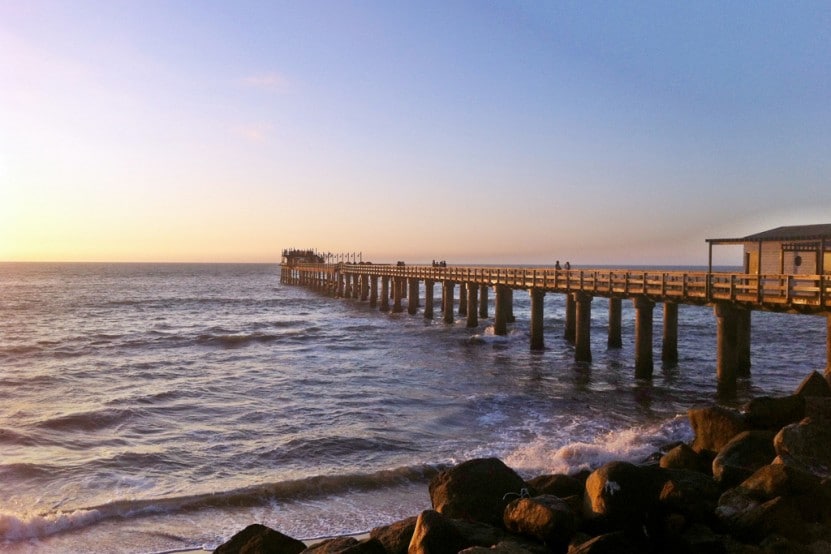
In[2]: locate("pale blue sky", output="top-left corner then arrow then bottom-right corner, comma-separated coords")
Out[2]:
2,1 -> 829,263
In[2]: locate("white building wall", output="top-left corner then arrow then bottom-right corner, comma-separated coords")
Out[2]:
742,241 -> 819,275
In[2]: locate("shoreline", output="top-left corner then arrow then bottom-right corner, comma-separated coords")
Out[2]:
212,369 -> 831,553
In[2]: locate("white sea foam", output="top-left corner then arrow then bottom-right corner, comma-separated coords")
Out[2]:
505,415 -> 693,476
0,509 -> 103,541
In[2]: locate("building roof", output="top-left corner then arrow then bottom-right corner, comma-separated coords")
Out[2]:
707,224 -> 831,244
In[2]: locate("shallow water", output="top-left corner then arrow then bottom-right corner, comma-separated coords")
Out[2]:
0,263 -> 826,552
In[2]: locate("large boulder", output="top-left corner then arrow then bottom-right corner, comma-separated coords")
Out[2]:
408,510 -> 468,554
408,510 -> 502,554
303,537 -> 386,554
804,397 -> 831,424
721,495 -> 811,543
657,468 -> 721,524
568,532 -> 641,554
214,523 -> 306,554
795,371 -> 831,397
737,462 -> 821,500
502,494 -> 577,549
429,458 -> 528,526
659,443 -> 710,474
688,406 -> 748,455
742,395 -> 805,430
774,418 -> 831,478
369,516 -> 417,554
712,431 -> 776,488
582,461 -> 662,534
525,474 -> 583,499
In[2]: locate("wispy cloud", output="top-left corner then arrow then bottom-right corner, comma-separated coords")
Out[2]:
240,72 -> 291,93
231,122 -> 274,143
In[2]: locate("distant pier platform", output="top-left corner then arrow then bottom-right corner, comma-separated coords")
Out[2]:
280,250 -> 831,394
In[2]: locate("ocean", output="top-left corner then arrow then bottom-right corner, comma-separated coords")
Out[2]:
0,262 -> 827,553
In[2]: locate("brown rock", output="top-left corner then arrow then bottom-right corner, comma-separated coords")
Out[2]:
582,461 -> 662,533
804,397 -> 831,424
567,531 -> 640,554
712,431 -> 777,488
660,443 -> 710,474
369,517 -> 416,554
678,523 -> 728,554
723,495 -> 810,543
743,395 -> 805,430
429,458 -> 528,526
344,539 -> 386,554
526,474 -> 583,499
503,494 -> 576,548
408,510 -> 468,554
302,536 -> 358,553
408,510 -> 503,554
689,406 -> 748,455
214,523 -> 306,554
738,462 -> 821,500
795,371 -> 831,397
459,541 -> 540,554
757,534 -> 813,553
773,418 -> 831,478
658,468 -> 721,524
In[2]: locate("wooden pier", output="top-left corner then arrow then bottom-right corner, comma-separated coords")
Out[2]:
280,254 -> 831,393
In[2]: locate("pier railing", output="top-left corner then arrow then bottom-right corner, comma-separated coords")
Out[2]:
284,263 -> 831,314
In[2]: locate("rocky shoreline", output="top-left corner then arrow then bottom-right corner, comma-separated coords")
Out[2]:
214,371 -> 831,553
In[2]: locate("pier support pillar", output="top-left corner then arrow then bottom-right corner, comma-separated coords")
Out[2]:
634,296 -> 655,379
443,281 -> 455,324
458,283 -> 468,316
353,275 -> 361,299
662,302 -> 679,367
574,292 -> 592,362
467,284 -> 479,328
345,274 -> 354,299
424,280 -> 434,319
392,278 -> 404,313
530,288 -> 546,350
507,288 -> 516,323
715,302 -> 739,394
608,297 -> 622,349
494,285 -> 509,336
737,309 -> 751,377
564,294 -> 576,344
360,275 -> 369,301
825,315 -> 831,382
380,277 -> 390,312
408,279 -> 419,315
369,276 -> 378,308
479,286 -> 488,319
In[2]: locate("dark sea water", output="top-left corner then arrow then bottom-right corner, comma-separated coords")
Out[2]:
0,263 -> 827,553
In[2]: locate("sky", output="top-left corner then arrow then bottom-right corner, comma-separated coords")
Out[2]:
2,1 -> 830,265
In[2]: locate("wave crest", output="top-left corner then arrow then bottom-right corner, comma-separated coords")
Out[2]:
0,464 -> 443,542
